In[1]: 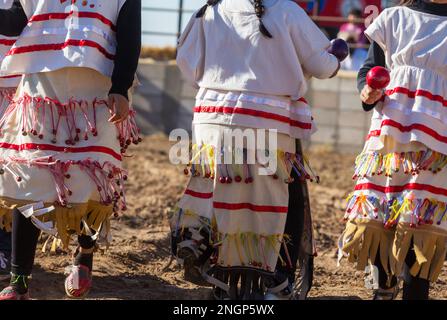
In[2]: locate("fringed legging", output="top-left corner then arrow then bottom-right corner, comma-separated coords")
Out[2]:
375,242 -> 430,300
11,209 -> 96,276
276,167 -> 306,284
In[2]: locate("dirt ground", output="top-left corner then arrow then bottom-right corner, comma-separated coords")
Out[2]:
8,134 -> 447,300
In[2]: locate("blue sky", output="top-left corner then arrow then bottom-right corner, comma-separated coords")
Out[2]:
142,0 -> 204,47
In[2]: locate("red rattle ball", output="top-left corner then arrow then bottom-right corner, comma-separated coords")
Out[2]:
328,38 -> 349,62
366,66 -> 390,90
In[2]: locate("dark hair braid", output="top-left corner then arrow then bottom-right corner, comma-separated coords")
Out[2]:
196,0 -> 220,18
254,0 -> 272,38
399,0 -> 415,6
196,0 -> 272,38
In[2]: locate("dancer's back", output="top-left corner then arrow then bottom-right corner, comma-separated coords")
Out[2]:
178,0 -> 339,100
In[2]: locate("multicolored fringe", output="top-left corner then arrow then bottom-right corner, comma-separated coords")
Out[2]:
171,208 -> 292,273
353,150 -> 447,179
183,144 -> 319,184
345,192 -> 447,229
0,156 -> 128,213
0,94 -> 141,154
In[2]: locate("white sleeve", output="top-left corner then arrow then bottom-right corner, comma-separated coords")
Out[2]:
176,13 -> 205,88
118,0 -> 127,12
364,9 -> 388,52
19,0 -> 35,18
287,6 -> 339,79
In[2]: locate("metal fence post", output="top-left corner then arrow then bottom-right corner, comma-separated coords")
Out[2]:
177,0 -> 184,40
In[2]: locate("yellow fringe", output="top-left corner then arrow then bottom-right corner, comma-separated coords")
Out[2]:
216,231 -> 284,271
0,196 -> 113,249
341,219 -> 394,276
391,223 -> 447,282
341,219 -> 447,282
171,207 -> 287,271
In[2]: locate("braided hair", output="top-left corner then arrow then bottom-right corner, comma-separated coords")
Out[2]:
253,0 -> 272,38
196,0 -> 272,38
196,0 -> 220,18
399,0 -> 415,5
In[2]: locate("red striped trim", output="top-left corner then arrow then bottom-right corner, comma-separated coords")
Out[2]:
194,106 -> 312,130
0,142 -> 122,161
366,129 -> 381,140
184,189 -> 213,199
29,11 -> 116,32
0,75 -> 21,79
0,39 -> 16,46
386,87 -> 447,107
355,182 -> 447,197
213,201 -> 288,213
7,39 -> 115,60
366,119 -> 447,143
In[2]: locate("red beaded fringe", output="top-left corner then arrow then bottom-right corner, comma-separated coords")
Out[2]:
0,88 -> 15,101
0,156 -> 128,214
0,94 -> 141,154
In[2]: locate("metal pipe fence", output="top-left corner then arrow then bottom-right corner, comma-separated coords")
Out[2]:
142,1 -> 194,41
142,1 -> 395,47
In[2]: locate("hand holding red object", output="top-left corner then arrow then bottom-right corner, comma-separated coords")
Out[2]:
366,66 -> 390,90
